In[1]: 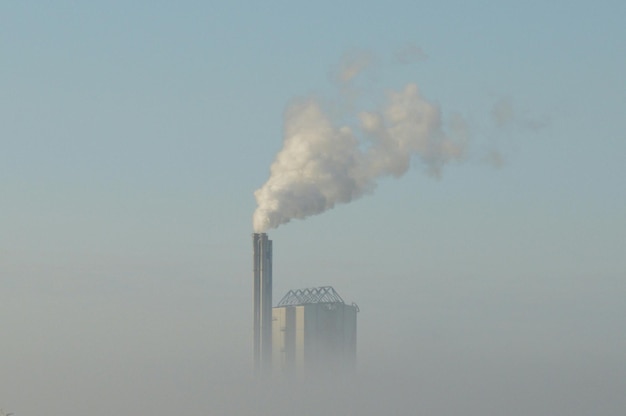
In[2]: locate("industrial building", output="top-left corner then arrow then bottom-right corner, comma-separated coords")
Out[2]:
253,233 -> 358,377
272,286 -> 358,377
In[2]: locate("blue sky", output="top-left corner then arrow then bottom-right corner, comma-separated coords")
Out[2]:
1,1 -> 625,414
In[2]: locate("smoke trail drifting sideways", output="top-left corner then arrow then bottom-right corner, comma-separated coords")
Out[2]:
252,83 -> 465,232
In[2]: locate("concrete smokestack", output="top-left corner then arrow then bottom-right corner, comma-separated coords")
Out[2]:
252,233 -> 272,374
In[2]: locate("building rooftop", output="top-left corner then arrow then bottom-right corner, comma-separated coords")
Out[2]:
276,286 -> 347,306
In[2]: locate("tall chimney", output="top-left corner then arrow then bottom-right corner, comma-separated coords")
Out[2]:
252,233 -> 272,374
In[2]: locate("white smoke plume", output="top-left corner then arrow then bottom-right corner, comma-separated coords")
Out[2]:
253,83 -> 465,232
334,50 -> 374,84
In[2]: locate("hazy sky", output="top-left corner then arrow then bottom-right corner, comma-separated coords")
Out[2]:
2,1 -> 625,415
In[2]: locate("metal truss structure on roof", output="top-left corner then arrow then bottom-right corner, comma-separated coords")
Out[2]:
277,286 -> 346,306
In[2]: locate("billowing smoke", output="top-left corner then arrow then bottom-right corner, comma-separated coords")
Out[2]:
253,83 -> 465,232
